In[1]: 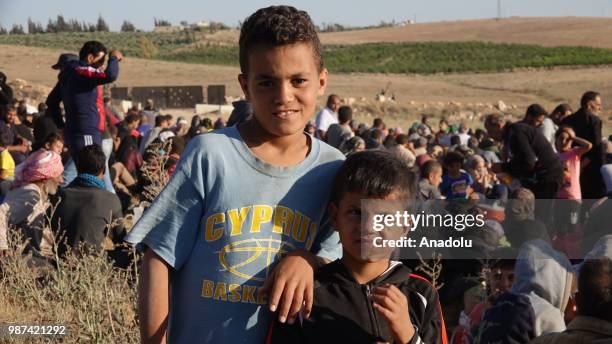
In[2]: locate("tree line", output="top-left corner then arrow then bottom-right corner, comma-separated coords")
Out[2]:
0,15 -> 135,35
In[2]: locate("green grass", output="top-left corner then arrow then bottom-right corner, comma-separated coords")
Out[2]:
3,32 -> 612,74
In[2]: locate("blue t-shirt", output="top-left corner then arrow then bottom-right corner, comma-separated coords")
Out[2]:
440,171 -> 473,199
125,126 -> 344,343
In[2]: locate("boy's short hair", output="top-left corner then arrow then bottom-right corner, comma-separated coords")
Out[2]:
239,6 -> 322,74
420,160 -> 442,179
330,150 -> 416,205
75,144 -> 106,176
443,151 -> 464,166
577,257 -> 612,321
79,40 -> 108,61
337,106 -> 353,123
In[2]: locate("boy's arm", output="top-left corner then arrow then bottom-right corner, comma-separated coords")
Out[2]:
259,212 -> 340,324
74,54 -> 120,87
138,248 -> 169,344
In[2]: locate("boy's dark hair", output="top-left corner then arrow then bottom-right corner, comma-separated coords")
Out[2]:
239,6 -> 322,74
420,160 -> 442,179
576,257 -> 612,321
338,106 -> 352,124
450,135 -> 461,146
444,151 -> 464,166
75,144 -> 106,176
43,132 -> 64,147
525,104 -> 547,119
581,91 -> 600,109
79,41 -> 108,61
330,150 -> 416,205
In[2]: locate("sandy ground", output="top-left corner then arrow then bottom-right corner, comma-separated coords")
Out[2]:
1,44 -> 611,133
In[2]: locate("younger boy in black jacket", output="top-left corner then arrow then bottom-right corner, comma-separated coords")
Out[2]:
269,150 -> 448,344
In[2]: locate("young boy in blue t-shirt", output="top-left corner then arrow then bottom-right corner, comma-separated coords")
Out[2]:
125,6 -> 344,343
440,151 -> 473,200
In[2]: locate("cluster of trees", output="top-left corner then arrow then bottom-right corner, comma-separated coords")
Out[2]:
0,15 -> 139,35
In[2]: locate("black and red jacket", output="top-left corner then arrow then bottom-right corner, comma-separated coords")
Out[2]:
268,260 -> 448,344
46,57 -> 119,155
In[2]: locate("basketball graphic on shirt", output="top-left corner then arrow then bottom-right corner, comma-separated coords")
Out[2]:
218,238 -> 295,282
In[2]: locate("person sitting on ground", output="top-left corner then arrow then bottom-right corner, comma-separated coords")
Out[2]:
139,114 -> 171,155
0,150 -> 63,260
475,239 -> 575,341
440,151 -> 473,200
389,134 -> 416,168
326,105 -> 354,149
530,257 -> 612,344
418,160 -> 443,201
52,144 -> 124,258
0,105 -> 30,164
270,150 -> 447,344
366,128 -> 384,149
502,188 -> 551,248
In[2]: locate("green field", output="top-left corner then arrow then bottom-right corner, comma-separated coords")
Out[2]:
2,32 -> 612,74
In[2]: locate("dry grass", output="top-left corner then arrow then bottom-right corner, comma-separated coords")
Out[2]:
0,201 -> 140,343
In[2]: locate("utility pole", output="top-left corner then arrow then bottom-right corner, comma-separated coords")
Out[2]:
497,0 -> 502,20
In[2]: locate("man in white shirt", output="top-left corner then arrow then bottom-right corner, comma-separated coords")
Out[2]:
315,94 -> 340,140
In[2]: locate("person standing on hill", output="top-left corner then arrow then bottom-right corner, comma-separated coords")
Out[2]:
46,41 -> 122,188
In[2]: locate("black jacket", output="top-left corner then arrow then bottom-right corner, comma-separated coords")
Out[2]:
501,122 -> 563,184
269,260 -> 447,344
561,108 -> 603,167
51,181 -> 124,256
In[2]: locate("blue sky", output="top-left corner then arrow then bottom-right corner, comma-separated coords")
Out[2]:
1,0 -> 611,31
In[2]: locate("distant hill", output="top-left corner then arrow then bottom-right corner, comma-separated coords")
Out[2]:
203,16 -> 612,48
3,17 -> 612,75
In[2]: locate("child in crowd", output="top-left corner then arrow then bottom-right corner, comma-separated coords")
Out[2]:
553,126 -> 592,236
41,133 -> 65,155
270,150 -> 447,344
440,151 -> 473,200
418,159 -> 444,200
125,6 -> 344,343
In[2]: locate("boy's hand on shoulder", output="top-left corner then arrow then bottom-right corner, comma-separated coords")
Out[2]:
371,284 -> 415,344
258,249 -> 319,324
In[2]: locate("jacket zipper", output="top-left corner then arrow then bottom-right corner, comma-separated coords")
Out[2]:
364,284 -> 382,339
